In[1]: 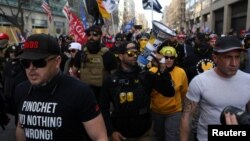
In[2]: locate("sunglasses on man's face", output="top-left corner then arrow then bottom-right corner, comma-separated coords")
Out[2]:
87,32 -> 99,37
140,39 -> 148,42
9,50 -> 16,53
126,51 -> 139,57
69,49 -> 76,53
116,38 -> 123,41
165,56 -> 175,60
21,56 -> 57,69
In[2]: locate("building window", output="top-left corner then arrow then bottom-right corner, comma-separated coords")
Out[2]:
32,19 -> 48,28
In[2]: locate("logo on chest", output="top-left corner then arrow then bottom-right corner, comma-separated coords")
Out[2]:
19,101 -> 62,140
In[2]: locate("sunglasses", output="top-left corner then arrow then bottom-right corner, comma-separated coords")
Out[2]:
140,39 -> 148,42
69,49 -> 76,53
87,32 -> 99,37
21,56 -> 57,69
9,50 -> 16,53
126,51 -> 139,57
165,56 -> 175,60
116,38 -> 123,41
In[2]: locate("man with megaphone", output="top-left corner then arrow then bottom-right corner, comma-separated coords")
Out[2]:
100,41 -> 175,141
137,20 -> 176,71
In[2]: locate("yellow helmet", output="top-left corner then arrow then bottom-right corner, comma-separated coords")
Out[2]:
159,46 -> 178,58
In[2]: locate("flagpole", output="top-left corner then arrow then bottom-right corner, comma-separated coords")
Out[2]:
111,13 -> 115,35
151,0 -> 153,25
10,27 -> 18,44
51,18 -> 55,36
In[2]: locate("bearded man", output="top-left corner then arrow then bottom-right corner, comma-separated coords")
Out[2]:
80,25 -> 117,103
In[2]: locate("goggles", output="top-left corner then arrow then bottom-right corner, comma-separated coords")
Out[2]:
126,51 -> 139,57
87,32 -> 99,37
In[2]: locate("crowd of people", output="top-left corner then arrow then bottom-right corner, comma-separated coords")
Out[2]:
0,24 -> 249,141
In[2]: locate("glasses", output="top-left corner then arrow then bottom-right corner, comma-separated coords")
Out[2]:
21,56 -> 57,69
9,50 -> 15,53
69,49 -> 76,53
126,51 -> 139,57
140,39 -> 148,42
116,38 -> 123,41
87,32 -> 99,37
165,56 -> 175,60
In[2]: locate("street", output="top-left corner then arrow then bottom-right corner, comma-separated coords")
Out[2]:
0,114 -> 16,141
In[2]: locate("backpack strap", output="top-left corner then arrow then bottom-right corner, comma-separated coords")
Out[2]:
99,47 -> 109,55
81,47 -> 109,66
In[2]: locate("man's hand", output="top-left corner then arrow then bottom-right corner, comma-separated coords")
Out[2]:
225,112 -> 238,125
111,131 -> 126,141
152,51 -> 165,62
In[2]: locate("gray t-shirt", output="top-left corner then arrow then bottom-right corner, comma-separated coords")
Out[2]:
187,69 -> 250,141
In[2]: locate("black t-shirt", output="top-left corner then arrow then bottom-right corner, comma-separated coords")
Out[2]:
179,50 -> 214,83
72,51 -> 82,69
100,66 -> 175,137
102,51 -> 117,72
15,73 -> 100,141
59,53 -> 69,72
100,68 -> 153,137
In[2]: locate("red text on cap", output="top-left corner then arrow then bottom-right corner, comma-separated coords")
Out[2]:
24,41 -> 39,49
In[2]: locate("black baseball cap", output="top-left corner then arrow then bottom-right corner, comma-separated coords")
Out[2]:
139,32 -> 150,39
18,34 -> 61,60
117,41 -> 138,54
213,36 -> 246,53
85,25 -> 102,35
115,33 -> 126,41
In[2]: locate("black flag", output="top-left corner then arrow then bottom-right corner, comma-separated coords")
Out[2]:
142,0 -> 162,13
84,0 -> 104,26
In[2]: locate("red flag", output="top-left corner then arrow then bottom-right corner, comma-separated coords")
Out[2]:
68,12 -> 87,45
62,2 -> 87,45
41,0 -> 52,22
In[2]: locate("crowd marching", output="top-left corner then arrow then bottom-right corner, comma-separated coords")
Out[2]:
0,23 -> 250,141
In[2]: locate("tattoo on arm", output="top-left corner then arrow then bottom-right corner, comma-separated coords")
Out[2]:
183,97 -> 197,113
